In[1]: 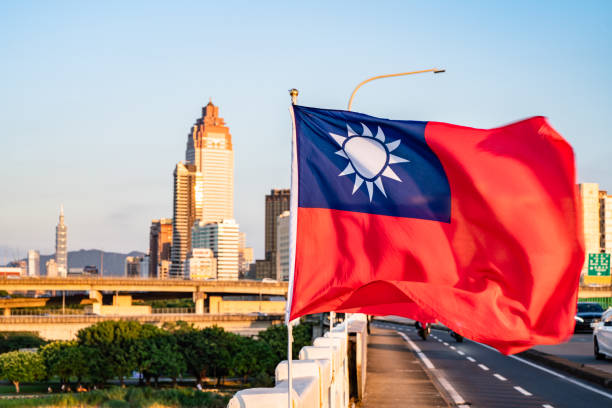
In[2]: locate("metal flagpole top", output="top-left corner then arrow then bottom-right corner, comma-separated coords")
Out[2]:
289,88 -> 299,105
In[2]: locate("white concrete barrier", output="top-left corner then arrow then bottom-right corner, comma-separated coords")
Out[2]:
227,314 -> 368,408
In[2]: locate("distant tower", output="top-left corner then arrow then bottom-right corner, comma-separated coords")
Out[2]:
55,205 -> 68,277
185,101 -> 234,224
170,162 -> 200,278
27,250 -> 40,277
256,189 -> 290,280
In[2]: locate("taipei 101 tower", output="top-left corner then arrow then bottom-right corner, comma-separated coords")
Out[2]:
55,205 -> 68,277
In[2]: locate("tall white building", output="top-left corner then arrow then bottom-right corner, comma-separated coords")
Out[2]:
192,219 -> 239,281
276,211 -> 290,281
46,259 -> 58,278
27,250 -> 40,277
185,101 -> 234,225
184,248 -> 217,280
55,205 -> 68,277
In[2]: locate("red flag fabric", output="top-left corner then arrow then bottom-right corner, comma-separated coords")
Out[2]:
287,105 -> 584,354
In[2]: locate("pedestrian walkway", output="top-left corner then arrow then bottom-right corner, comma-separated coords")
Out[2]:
361,327 -> 449,407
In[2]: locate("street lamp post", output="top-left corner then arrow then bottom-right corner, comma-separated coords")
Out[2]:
347,68 -> 445,111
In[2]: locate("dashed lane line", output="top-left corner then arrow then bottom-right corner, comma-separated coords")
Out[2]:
493,373 -> 507,381
466,356 -> 476,362
457,350 -> 465,356
514,386 -> 533,396
397,332 -> 435,369
443,342 -> 449,346
542,405 -> 555,408
398,331 -> 470,408
450,346 -> 456,350
474,340 -> 612,400
478,364 -> 490,371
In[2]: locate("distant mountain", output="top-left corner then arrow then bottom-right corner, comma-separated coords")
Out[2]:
37,249 -> 145,277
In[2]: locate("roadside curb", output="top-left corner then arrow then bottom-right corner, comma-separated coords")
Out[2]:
517,349 -> 612,390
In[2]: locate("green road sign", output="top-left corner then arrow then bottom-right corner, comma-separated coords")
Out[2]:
588,253 -> 611,276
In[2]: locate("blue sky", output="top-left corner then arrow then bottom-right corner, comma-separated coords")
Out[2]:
0,1 -> 610,262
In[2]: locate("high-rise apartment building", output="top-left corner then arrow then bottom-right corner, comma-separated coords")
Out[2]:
256,189 -> 290,280
192,219 -> 239,280
149,219 -> 173,278
55,205 -> 68,277
579,183 -> 612,284
170,162 -> 201,278
184,248 -> 217,280
125,256 -> 142,278
276,211 -> 290,281
27,250 -> 40,277
185,101 -> 234,224
238,232 -> 253,278
46,259 -> 58,278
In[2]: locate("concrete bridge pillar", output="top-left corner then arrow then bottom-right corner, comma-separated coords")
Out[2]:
89,290 -> 102,304
193,291 -> 207,315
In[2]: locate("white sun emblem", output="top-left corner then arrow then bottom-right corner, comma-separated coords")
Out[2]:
330,123 -> 409,202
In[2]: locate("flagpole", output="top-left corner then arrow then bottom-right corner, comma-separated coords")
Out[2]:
347,68 -> 445,110
287,87 -> 299,408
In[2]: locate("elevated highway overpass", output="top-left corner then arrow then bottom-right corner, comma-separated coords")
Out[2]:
0,277 -> 289,314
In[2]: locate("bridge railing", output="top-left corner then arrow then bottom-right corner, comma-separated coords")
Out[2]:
6,308 -> 86,316
227,314 -> 368,408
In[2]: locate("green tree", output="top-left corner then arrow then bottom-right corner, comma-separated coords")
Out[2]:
76,320 -> 144,386
39,341 -> 88,385
230,336 -> 276,382
139,332 -> 186,387
0,350 -> 46,393
0,332 -> 46,353
258,322 -> 313,361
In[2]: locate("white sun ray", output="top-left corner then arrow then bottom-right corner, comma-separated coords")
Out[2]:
381,167 -> 401,181
339,163 -> 355,176
335,150 -> 347,158
374,178 -> 387,197
330,133 -> 346,146
366,181 -> 374,201
386,139 -> 401,152
375,126 -> 385,142
352,175 -> 364,194
360,123 -> 372,137
389,154 -> 409,164
347,124 -> 358,137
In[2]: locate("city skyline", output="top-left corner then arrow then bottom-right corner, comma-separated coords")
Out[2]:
1,2 -> 610,261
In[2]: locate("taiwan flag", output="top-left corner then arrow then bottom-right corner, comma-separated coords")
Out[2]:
287,105 -> 584,354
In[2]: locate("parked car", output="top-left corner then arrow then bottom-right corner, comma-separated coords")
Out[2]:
575,302 -> 604,332
593,308 -> 612,360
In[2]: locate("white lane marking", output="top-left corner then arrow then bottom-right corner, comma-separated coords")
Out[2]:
457,350 -> 465,356
542,405 -> 555,408
397,331 -> 470,408
437,375 -> 471,408
514,386 -> 532,396
474,342 -> 612,400
466,356 -> 476,362
437,338 -> 442,342
478,363 -> 490,371
493,373 -> 507,381
443,342 -> 449,346
450,345 -> 456,350
397,332 -> 435,369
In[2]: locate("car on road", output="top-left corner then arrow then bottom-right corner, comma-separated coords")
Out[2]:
575,302 -> 603,332
593,307 -> 612,360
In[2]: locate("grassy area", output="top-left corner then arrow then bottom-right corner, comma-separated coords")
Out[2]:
0,383 -> 50,394
0,386 -> 231,407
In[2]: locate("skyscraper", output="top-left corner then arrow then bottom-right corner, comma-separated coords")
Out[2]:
27,250 -> 40,277
55,205 -> 67,277
149,218 -> 173,278
185,101 -> 234,224
276,211 -> 290,281
238,232 -> 254,277
192,219 -> 239,280
170,162 -> 200,278
256,189 -> 290,280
